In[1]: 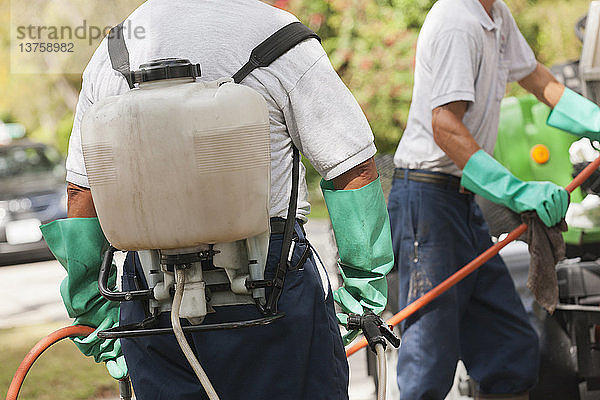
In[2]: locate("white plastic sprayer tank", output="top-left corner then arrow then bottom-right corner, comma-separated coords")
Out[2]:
80,59 -> 271,250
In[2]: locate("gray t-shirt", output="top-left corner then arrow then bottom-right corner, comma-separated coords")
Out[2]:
67,0 -> 376,220
393,0 -> 536,177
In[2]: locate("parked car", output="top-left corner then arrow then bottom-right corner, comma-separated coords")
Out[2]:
0,141 -> 67,265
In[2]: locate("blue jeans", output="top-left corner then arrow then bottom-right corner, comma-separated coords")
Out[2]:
119,222 -> 349,400
388,170 -> 539,399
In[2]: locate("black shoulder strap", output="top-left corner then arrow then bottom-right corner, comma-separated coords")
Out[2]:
107,21 -> 320,87
107,23 -> 134,89
232,22 -> 321,84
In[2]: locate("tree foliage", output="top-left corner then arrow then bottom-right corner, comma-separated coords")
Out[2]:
506,0 -> 589,65
286,0 -> 591,153
286,0 -> 419,153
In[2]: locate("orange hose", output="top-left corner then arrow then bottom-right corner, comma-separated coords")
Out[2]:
346,154 -> 600,357
6,325 -> 95,400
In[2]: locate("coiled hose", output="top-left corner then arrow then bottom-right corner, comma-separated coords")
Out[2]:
6,325 -> 96,400
171,268 -> 220,400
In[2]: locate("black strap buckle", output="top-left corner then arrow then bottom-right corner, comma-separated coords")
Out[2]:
246,279 -> 274,290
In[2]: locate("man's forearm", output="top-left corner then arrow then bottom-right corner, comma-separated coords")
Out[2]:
67,183 -> 97,218
332,157 -> 379,190
320,155 -> 393,334
432,102 -> 480,170
518,62 -> 565,108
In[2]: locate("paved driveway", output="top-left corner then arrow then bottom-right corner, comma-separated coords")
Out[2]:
0,260 -> 68,329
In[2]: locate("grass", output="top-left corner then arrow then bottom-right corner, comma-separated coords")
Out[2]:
0,322 -> 119,400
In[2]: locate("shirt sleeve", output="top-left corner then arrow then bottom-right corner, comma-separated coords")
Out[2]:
503,8 -> 537,82
282,54 -> 376,181
65,68 -> 94,188
430,29 -> 479,110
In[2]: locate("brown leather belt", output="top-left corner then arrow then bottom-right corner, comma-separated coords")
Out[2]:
394,168 -> 473,194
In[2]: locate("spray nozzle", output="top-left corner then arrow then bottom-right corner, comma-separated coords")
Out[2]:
347,311 -> 400,353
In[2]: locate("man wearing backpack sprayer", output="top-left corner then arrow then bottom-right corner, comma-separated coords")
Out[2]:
389,0 -> 600,398
39,1 -> 393,399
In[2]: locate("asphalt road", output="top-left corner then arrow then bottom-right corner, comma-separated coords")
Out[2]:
0,259 -> 68,329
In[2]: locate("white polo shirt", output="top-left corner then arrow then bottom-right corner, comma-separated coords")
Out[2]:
393,0 -> 537,177
66,0 -> 376,220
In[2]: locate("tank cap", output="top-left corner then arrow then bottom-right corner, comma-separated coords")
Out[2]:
133,58 -> 201,84
530,144 -> 550,164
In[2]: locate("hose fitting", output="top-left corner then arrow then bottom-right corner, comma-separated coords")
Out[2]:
346,310 -> 400,353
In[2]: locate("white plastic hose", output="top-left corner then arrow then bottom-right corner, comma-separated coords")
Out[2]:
172,268 -> 220,400
375,344 -> 386,400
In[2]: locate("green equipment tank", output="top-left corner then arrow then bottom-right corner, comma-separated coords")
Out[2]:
494,94 -> 600,252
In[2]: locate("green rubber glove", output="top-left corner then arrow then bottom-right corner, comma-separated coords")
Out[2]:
461,150 -> 569,227
40,218 -> 127,380
321,177 -> 394,345
547,87 -> 600,140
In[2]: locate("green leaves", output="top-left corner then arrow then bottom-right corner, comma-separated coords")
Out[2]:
290,0 -> 419,153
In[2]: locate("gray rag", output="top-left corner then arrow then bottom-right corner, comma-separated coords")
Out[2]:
520,211 -> 568,313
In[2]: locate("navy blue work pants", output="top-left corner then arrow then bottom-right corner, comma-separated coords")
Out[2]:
388,170 -> 539,399
120,222 -> 349,400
